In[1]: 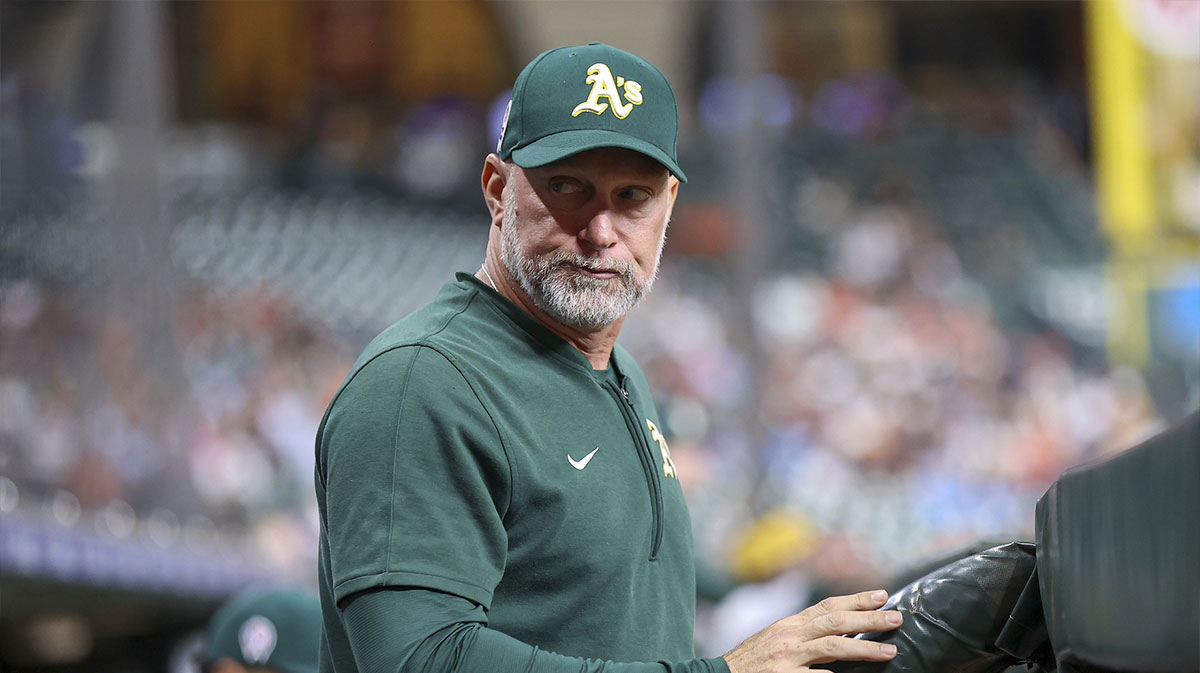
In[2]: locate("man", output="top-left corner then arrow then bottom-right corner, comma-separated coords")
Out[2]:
202,586 -> 322,673
315,43 -> 902,672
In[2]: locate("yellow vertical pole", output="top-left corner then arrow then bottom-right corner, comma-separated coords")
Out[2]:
1086,0 -> 1158,366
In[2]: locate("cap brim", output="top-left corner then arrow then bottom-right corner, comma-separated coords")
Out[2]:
510,130 -> 687,183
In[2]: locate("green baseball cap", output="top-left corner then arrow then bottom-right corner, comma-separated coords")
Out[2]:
204,586 -> 321,673
497,43 -> 687,182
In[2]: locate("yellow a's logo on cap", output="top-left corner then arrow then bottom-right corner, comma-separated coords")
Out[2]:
572,63 -> 643,119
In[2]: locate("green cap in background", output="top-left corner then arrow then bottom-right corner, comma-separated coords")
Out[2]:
497,42 -> 687,182
205,586 -> 321,673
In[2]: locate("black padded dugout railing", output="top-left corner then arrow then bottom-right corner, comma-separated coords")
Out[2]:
826,409 -> 1199,673
1036,409 -> 1199,673
825,541 -> 1053,673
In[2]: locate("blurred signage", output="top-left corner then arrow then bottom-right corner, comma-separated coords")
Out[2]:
1116,0 -> 1200,60
0,512 -> 269,596
1087,0 -> 1200,366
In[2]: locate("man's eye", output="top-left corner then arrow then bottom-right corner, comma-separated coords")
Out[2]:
550,179 -> 584,194
619,187 -> 652,201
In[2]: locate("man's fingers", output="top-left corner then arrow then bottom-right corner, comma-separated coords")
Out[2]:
804,635 -> 899,664
806,608 -> 903,638
730,592 -> 901,671
807,589 -> 889,618
781,590 -> 898,635
724,598 -> 902,673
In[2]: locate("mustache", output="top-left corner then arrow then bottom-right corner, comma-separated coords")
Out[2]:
547,251 -> 635,281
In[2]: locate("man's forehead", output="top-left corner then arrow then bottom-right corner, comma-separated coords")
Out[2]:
531,147 -> 670,178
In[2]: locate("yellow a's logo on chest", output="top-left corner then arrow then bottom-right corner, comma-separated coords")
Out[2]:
645,419 -> 677,479
572,63 -> 643,120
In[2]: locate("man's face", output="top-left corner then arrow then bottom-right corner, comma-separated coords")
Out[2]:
499,147 -> 678,331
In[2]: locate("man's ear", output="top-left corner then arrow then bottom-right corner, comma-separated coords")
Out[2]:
481,154 -> 509,228
664,175 -> 680,222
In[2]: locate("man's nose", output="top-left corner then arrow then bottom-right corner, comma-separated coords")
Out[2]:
579,210 -> 618,250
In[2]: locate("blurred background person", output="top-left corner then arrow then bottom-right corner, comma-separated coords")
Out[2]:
200,585 -> 322,673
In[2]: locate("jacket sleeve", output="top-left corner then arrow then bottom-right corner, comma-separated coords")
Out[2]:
320,345 -> 512,609
342,587 -> 732,673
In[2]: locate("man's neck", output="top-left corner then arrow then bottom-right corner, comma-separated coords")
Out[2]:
476,258 -> 622,371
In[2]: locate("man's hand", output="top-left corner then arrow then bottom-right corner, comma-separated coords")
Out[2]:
723,590 -> 902,672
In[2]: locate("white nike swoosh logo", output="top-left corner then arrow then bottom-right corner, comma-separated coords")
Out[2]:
568,447 -> 600,470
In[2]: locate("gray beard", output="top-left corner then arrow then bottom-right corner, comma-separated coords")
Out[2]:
499,194 -> 663,331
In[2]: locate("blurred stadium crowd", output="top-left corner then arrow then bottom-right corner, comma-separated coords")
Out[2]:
2,76 -> 1167,593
